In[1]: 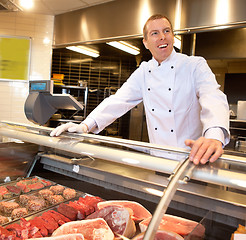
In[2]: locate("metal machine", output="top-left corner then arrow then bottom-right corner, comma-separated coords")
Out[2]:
24,80 -> 84,125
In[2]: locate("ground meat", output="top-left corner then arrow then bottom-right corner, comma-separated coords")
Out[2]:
63,188 -> 76,200
49,185 -> 65,195
0,201 -> 20,214
47,195 -> 64,205
19,194 -> 40,206
0,215 -> 9,225
11,208 -> 28,219
27,198 -> 46,212
39,189 -> 54,199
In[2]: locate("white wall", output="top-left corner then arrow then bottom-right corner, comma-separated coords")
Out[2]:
0,11 -> 54,127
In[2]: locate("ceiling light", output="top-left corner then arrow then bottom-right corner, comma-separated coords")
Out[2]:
107,41 -> 140,55
174,35 -> 181,50
66,46 -> 99,58
19,0 -> 33,9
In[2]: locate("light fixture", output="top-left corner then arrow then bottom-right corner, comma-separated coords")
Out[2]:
19,0 -> 33,9
107,41 -> 140,55
174,35 -> 181,50
66,46 -> 99,58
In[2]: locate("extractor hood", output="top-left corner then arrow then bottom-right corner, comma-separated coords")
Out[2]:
0,0 -> 22,12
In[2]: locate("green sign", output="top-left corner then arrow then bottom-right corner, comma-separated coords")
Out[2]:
0,36 -> 30,80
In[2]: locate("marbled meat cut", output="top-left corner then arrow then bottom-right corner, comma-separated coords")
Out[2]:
29,233 -> 85,240
52,218 -> 114,240
57,203 -> 78,221
86,205 -> 136,238
97,200 -> 152,222
139,214 -> 205,238
132,229 -> 184,240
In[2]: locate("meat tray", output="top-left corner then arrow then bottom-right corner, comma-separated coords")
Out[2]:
0,182 -> 84,226
0,176 -> 56,201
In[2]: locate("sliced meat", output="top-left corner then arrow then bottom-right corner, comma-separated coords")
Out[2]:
27,182 -> 45,190
48,210 -> 71,223
0,225 -> 17,238
67,201 -> 86,220
41,213 -> 59,234
29,233 -> 84,240
86,205 -> 136,238
29,217 -> 49,237
52,218 -> 114,240
97,200 -> 152,222
57,203 -> 78,221
132,229 -> 184,240
139,214 -> 205,238
6,185 -> 22,195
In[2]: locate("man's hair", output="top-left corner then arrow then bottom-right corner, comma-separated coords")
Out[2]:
143,14 -> 173,40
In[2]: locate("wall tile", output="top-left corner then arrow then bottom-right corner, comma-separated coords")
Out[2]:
0,12 -> 54,129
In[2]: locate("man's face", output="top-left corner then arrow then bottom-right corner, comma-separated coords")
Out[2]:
143,18 -> 174,64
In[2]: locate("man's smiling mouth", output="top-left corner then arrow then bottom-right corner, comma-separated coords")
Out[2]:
158,44 -> 168,49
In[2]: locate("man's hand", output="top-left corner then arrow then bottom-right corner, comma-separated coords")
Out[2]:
185,137 -> 223,165
50,122 -> 88,137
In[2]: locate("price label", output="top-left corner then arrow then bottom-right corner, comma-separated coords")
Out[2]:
73,165 -> 80,173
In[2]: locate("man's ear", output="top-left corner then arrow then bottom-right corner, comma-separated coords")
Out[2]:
143,39 -> 148,49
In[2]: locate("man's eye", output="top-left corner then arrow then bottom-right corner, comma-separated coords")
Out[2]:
151,32 -> 158,36
164,29 -> 170,33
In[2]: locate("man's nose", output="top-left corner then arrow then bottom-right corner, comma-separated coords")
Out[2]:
160,32 -> 166,40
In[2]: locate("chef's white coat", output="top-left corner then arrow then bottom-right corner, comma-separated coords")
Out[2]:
84,49 -> 230,149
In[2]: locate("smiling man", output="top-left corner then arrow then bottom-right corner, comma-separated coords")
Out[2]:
51,14 -> 230,165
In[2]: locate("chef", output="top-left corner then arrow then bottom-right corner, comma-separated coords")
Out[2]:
51,14 -> 230,165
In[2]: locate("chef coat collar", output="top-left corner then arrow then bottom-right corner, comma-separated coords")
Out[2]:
150,49 -> 176,69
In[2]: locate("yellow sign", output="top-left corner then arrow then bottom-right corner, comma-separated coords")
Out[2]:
0,36 -> 30,80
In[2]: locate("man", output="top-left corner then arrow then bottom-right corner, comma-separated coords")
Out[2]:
51,14 -> 230,165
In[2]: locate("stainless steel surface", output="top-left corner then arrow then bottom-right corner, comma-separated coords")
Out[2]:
181,0 -> 246,30
143,157 -> 193,240
53,0 -> 246,47
53,0 -> 176,46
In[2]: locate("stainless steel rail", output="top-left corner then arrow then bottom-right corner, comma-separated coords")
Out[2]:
0,121 -> 246,191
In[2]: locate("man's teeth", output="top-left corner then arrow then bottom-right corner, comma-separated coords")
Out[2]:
159,44 -> 167,48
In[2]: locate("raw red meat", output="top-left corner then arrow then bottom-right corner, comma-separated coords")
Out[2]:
132,229 -> 184,240
139,214 -> 205,238
0,225 -> 16,239
29,233 -> 85,240
86,205 -> 136,238
41,213 -> 59,233
48,210 -> 71,223
57,203 -> 78,221
52,218 -> 114,240
67,202 -> 85,220
78,195 -> 103,212
29,217 -> 49,237
97,200 -> 152,222
40,179 -> 52,186
27,182 -> 44,190
6,186 -> 21,195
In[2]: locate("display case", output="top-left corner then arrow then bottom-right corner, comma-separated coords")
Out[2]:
0,121 -> 245,240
